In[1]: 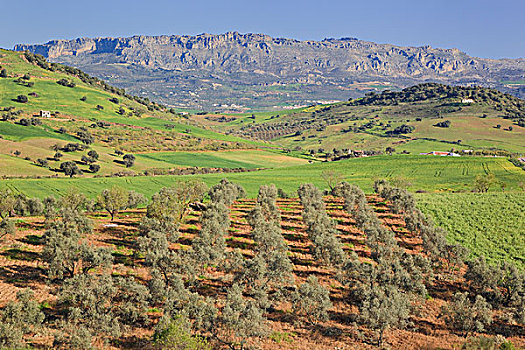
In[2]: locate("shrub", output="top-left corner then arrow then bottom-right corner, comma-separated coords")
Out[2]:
89,163 -> 100,173
153,315 -> 211,350
56,78 -> 75,87
36,158 -> 49,167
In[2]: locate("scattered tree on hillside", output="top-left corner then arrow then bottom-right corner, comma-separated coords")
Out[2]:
0,218 -> 15,241
385,146 -> 395,155
434,120 -> 451,128
60,161 -> 82,177
123,154 -> 135,168
0,188 -> 17,219
36,158 -> 49,167
89,163 -> 100,173
16,95 -> 28,103
474,173 -> 495,193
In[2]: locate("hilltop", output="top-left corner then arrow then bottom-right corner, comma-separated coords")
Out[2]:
15,32 -> 525,110
216,83 -> 525,154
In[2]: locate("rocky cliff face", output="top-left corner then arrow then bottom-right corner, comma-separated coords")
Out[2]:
15,32 -> 525,110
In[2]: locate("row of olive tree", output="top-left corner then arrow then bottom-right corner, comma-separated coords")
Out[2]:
298,183 -> 346,267
371,180 -> 502,338
332,181 -> 431,346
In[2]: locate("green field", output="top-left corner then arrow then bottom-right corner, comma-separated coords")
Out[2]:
417,192 -> 525,268
2,156 -> 524,199
137,150 -> 307,169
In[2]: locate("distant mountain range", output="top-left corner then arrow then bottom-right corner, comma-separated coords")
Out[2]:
15,32 -> 525,111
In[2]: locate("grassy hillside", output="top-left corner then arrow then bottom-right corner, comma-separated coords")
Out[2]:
0,49 -> 294,177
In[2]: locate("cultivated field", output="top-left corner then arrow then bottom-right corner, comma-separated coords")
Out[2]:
416,192 -> 525,268
2,155 -> 524,198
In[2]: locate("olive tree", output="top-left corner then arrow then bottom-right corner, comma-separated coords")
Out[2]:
219,283 -> 267,350
0,188 -> 17,218
97,186 -> 146,220
0,289 -> 44,348
440,292 -> 492,337
60,161 -> 83,177
43,202 -> 112,280
191,202 -> 229,271
360,285 -> 411,347
147,180 -> 207,227
0,218 -> 15,240
208,179 -> 245,206
292,276 -> 332,324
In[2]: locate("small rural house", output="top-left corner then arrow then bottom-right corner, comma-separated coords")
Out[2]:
420,151 -> 460,157
40,110 -> 51,118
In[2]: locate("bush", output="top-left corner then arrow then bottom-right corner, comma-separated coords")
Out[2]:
386,124 -> 414,135
36,158 -> 49,167
56,78 -> 75,88
153,315 -> 211,350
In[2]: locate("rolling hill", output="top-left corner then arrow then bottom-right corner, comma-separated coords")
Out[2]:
0,49 -> 303,178
218,83 -> 525,154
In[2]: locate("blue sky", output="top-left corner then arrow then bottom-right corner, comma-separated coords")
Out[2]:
1,0 -> 523,58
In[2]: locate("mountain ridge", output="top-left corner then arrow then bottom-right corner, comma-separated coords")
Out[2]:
15,32 -> 525,110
